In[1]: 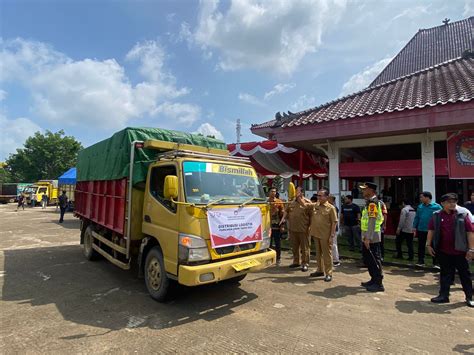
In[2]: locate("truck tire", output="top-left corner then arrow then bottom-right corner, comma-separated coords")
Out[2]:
144,246 -> 170,302
83,225 -> 100,261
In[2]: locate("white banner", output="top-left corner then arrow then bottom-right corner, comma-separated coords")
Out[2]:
207,207 -> 263,248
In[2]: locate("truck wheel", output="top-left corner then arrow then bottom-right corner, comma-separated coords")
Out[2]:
144,246 -> 170,302
83,225 -> 99,261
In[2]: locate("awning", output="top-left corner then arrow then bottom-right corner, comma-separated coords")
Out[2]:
227,141 -> 328,178
58,167 -> 76,185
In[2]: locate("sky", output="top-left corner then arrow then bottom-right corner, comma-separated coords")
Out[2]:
0,0 -> 472,161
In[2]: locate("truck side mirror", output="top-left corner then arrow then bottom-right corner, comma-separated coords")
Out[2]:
288,182 -> 296,200
164,175 -> 179,200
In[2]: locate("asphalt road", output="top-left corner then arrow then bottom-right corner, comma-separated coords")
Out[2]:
1,204 -> 473,353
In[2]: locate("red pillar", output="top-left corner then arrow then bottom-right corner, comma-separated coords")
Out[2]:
299,150 -> 304,187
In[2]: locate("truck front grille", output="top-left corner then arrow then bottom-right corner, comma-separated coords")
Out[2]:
215,243 -> 256,255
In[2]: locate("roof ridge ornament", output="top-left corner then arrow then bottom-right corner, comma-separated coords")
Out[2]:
443,18 -> 450,25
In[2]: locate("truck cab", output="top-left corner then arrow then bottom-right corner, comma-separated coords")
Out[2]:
24,180 -> 58,206
140,151 -> 274,299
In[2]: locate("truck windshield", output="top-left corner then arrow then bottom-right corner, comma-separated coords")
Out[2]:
23,186 -> 37,194
183,161 -> 265,204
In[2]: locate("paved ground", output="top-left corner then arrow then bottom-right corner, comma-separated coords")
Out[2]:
1,204 -> 473,354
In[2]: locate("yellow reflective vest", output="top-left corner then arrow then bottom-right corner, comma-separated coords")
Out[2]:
361,200 -> 384,232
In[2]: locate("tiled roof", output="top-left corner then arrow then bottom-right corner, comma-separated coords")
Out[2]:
370,17 -> 474,87
252,56 -> 474,130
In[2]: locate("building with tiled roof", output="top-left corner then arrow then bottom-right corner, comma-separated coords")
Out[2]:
370,16 -> 473,87
252,56 -> 473,134
250,17 -> 474,216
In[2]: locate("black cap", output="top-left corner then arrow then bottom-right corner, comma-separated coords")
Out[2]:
359,182 -> 377,191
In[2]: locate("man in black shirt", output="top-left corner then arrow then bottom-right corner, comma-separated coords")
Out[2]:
58,191 -> 68,223
340,195 -> 361,251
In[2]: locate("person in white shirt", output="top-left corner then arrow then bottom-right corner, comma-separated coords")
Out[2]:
395,199 -> 416,261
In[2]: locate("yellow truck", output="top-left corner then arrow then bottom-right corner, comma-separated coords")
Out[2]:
24,180 -> 59,206
75,128 -> 275,301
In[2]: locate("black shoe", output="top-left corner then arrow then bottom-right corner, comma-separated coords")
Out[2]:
301,265 -> 308,272
366,283 -> 385,292
466,299 -> 474,308
430,295 -> 449,303
289,263 -> 300,268
310,271 -> 324,277
361,280 -> 375,287
324,275 -> 332,282
333,261 -> 341,267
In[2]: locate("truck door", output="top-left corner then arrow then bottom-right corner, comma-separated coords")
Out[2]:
143,164 -> 180,275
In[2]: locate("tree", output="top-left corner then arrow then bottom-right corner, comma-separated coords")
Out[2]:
0,163 -> 12,183
5,130 -> 83,182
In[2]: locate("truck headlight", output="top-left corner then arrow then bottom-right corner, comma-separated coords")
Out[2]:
178,233 -> 211,263
259,228 -> 271,250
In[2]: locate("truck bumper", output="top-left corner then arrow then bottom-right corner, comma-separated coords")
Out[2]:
178,249 -> 276,286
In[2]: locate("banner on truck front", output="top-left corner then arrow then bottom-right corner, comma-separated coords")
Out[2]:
207,207 -> 263,248
448,130 -> 474,179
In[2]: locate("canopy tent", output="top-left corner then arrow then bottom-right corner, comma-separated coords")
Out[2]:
58,167 -> 76,185
227,141 -> 328,180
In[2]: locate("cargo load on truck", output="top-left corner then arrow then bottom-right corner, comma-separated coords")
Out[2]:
0,183 -> 18,203
75,127 -> 275,301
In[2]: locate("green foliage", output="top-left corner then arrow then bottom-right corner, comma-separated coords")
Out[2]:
272,176 -> 283,192
0,164 -> 12,183
5,130 -> 82,182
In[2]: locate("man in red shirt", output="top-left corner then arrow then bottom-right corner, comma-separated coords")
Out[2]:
426,193 -> 474,307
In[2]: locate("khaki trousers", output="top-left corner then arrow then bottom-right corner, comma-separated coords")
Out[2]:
313,236 -> 333,276
290,231 -> 310,266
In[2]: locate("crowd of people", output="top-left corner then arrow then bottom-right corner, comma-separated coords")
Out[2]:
268,184 -> 474,308
16,190 -> 69,224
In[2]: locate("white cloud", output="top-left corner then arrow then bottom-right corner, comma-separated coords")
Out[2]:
0,89 -> 6,101
339,57 -> 393,97
391,5 -> 430,22
153,102 -> 200,124
263,83 -> 295,100
166,13 -> 176,22
291,94 -> 316,111
194,122 -> 224,140
238,92 -> 264,106
464,0 -> 474,16
0,38 -> 198,130
0,114 -> 42,160
189,0 -> 347,75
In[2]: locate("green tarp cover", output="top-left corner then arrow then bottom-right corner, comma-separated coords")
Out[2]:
77,127 -> 227,184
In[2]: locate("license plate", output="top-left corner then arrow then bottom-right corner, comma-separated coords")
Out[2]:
232,259 -> 260,272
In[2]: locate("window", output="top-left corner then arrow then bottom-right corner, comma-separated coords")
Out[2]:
183,161 -> 265,204
149,165 -> 177,212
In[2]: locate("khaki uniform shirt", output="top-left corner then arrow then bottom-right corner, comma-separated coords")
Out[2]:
285,199 -> 311,233
310,201 -> 338,239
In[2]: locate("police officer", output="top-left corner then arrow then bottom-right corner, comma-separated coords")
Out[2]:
359,182 -> 385,292
280,186 -> 312,272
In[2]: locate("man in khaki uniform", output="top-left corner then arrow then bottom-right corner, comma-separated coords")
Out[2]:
280,187 -> 312,272
307,188 -> 338,282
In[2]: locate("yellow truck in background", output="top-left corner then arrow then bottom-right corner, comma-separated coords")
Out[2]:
75,128 -> 276,301
24,180 -> 59,206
